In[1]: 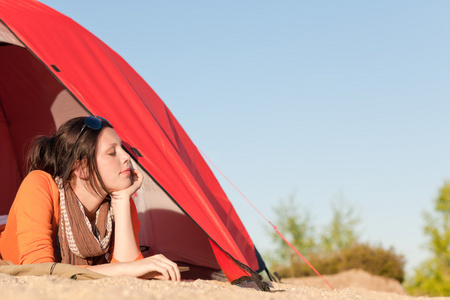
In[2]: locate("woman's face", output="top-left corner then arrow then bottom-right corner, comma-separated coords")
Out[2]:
95,127 -> 132,193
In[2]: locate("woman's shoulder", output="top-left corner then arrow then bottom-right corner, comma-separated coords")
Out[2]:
14,171 -> 59,210
21,170 -> 57,191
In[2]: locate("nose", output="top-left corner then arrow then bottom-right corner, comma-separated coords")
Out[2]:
119,147 -> 131,163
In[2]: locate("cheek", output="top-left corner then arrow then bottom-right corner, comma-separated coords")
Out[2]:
95,158 -> 112,180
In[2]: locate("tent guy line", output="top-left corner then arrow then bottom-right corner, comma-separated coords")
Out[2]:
198,148 -> 334,290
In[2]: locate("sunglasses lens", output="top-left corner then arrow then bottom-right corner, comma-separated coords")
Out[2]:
96,116 -> 112,127
84,116 -> 103,130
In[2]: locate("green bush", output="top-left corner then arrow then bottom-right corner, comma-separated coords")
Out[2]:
272,243 -> 405,282
405,259 -> 450,297
267,194 -> 405,283
404,182 -> 450,296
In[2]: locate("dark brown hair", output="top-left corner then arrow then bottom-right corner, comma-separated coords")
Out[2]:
28,116 -> 113,196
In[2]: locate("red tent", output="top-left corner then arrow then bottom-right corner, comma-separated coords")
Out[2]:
0,0 -> 267,289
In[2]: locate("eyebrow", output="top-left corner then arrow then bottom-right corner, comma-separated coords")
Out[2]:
105,141 -> 122,149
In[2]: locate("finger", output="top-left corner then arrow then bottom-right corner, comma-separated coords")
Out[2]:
166,263 -> 178,282
173,263 -> 181,281
175,267 -> 181,281
131,170 -> 143,188
131,169 -> 142,180
157,255 -> 180,281
159,268 -> 171,281
146,264 -> 171,281
151,256 -> 180,281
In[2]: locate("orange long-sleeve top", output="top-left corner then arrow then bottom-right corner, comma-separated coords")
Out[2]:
0,170 -> 143,265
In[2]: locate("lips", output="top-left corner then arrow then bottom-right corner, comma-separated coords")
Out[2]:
120,168 -> 131,175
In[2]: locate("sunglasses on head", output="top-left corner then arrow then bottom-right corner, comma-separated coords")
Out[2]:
72,115 -> 111,147
82,115 -> 111,131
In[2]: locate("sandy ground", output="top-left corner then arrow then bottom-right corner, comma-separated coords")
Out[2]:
0,269 -> 448,300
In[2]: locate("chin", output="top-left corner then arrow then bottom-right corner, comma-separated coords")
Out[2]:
108,179 -> 133,193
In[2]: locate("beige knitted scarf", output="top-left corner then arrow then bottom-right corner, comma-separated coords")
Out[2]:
54,177 -> 113,265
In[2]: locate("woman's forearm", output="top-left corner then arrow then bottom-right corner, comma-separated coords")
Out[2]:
110,198 -> 140,262
86,261 -> 125,276
86,254 -> 181,281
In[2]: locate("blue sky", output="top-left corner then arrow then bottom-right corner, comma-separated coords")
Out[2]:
39,0 -> 450,276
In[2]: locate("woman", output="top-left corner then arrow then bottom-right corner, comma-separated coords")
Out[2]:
0,116 -> 180,281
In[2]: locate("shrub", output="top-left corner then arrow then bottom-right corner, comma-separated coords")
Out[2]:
404,182 -> 450,296
267,194 -> 405,283
272,243 -> 405,282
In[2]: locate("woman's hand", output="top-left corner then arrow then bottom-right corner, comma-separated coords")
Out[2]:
87,254 -> 181,281
109,169 -> 143,205
135,254 -> 181,281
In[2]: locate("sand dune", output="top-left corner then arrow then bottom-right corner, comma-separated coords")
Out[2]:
0,269 -> 442,300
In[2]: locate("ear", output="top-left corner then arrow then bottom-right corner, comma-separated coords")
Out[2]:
73,158 -> 89,180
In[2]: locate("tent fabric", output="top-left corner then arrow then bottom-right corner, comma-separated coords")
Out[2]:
0,0 -> 265,285
131,164 -> 221,270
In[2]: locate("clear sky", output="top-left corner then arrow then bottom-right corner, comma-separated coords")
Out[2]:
38,0 -> 450,276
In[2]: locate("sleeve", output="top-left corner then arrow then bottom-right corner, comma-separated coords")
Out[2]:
108,197 -> 144,263
14,171 -> 58,264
